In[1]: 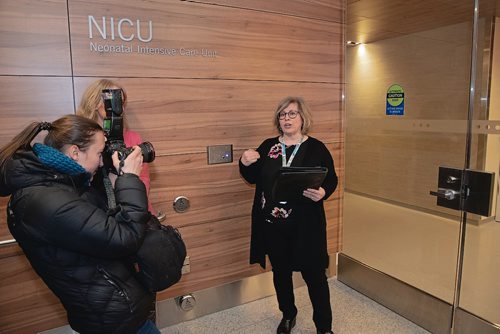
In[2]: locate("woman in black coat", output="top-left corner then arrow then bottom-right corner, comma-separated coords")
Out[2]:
240,97 -> 338,334
0,115 -> 158,334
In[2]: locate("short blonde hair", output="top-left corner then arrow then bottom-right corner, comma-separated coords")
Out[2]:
76,79 -> 128,128
273,96 -> 312,135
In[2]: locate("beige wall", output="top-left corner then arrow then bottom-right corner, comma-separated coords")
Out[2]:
0,0 -> 344,332
345,20 -> 486,216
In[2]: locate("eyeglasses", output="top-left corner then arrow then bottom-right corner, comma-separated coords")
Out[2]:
278,110 -> 299,120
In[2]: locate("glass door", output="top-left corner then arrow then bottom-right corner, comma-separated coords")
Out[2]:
457,4 -> 500,330
343,0 -> 499,332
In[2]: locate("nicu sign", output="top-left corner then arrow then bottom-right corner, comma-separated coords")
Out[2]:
386,84 -> 404,116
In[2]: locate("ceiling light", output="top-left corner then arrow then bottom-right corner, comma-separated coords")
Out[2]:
346,40 -> 361,46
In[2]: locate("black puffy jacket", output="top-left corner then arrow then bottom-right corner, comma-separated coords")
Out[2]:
1,149 -> 154,334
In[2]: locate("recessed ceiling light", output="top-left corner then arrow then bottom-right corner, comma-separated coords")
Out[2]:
346,40 -> 361,46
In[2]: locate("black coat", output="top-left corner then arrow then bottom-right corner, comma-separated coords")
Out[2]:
1,149 -> 154,334
239,136 -> 338,270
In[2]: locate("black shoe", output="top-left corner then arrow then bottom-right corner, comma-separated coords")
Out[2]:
277,316 -> 296,334
316,331 -> 334,334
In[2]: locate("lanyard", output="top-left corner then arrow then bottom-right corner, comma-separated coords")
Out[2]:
281,136 -> 303,167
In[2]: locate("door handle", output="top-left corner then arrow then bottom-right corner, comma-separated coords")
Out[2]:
429,188 -> 460,200
431,166 -> 494,215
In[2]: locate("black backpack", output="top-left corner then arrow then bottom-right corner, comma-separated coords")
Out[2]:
132,215 -> 187,293
100,171 -> 186,292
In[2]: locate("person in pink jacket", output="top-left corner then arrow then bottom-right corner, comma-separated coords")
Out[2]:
77,79 -> 155,214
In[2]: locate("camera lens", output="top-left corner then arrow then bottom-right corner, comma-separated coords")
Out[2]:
138,141 -> 155,163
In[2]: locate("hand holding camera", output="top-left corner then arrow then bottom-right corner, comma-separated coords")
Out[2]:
112,146 -> 144,177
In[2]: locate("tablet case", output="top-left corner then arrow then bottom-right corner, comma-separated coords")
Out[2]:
272,166 -> 328,202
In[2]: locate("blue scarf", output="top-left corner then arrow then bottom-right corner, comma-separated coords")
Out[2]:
32,143 -> 91,183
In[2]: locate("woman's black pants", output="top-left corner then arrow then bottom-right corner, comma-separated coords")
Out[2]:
266,223 -> 332,332
271,264 -> 332,332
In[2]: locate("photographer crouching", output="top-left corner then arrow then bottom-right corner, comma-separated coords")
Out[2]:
0,115 -> 160,334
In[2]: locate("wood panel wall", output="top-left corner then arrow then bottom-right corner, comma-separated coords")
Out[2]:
0,0 -> 344,332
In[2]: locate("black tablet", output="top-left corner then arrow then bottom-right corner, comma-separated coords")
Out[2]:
272,166 -> 328,202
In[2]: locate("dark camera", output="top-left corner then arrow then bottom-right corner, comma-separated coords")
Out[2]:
101,89 -> 155,174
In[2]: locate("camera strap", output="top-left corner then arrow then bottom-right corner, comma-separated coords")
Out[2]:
117,155 -> 126,176
102,167 -> 117,209
102,153 -> 128,211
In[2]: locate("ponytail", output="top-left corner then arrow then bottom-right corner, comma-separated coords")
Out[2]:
0,115 -> 102,175
0,122 -> 50,174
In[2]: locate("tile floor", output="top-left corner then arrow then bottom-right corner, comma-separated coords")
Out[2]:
161,278 -> 430,334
